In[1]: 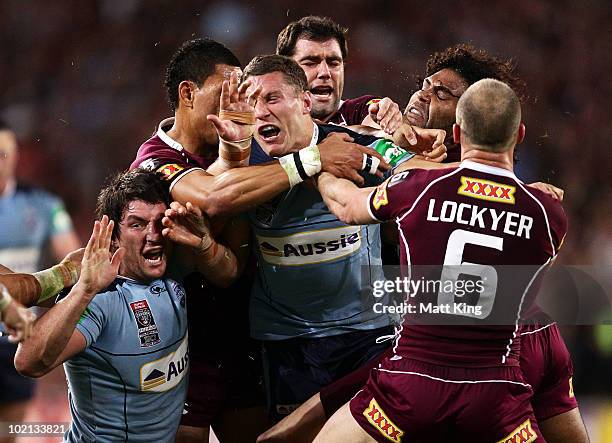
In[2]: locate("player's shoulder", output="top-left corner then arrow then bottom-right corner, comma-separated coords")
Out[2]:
317,123 -> 378,147
520,184 -> 567,227
340,95 -> 379,109
15,182 -> 62,205
395,166 -> 461,186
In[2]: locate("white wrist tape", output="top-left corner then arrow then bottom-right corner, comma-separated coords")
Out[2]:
361,153 -> 381,175
279,145 -> 321,188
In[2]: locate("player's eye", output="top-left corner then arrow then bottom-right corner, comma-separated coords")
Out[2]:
301,61 -> 316,67
435,87 -> 454,100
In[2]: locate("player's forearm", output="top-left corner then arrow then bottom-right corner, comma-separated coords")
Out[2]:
202,164 -> 290,218
0,274 -> 42,307
192,240 -> 241,288
317,173 -> 364,225
15,283 -> 93,377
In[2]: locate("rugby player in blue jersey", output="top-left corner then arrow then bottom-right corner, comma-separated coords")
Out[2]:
14,169 -> 242,442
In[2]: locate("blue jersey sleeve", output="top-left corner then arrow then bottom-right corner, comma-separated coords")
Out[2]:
75,291 -> 112,347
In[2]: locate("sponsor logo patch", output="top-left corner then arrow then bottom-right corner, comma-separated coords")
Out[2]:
140,335 -> 189,392
458,176 -> 516,204
256,226 -> 361,266
497,419 -> 537,443
156,163 -> 185,181
130,299 -> 161,348
372,184 -> 389,210
363,398 -> 404,442
366,98 -> 382,106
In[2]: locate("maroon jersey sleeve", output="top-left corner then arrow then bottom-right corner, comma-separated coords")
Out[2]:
328,95 -> 380,125
531,188 -> 568,256
368,169 -> 456,222
131,135 -> 204,192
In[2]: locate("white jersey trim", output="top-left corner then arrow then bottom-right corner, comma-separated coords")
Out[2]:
156,117 -> 185,152
519,322 -> 556,336
374,368 -> 532,388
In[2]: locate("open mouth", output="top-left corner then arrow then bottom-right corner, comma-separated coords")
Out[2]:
404,105 -> 427,126
310,85 -> 334,99
143,248 -> 164,265
258,124 -> 281,141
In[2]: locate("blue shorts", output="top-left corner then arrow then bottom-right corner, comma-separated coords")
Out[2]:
261,326 -> 393,420
0,338 -> 35,404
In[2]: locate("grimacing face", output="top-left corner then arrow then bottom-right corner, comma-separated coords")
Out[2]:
248,71 -> 313,157
188,64 -> 241,146
291,38 -> 344,120
115,200 -> 171,283
404,68 -> 469,130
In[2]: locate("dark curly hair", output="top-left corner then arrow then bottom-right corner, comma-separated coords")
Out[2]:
424,44 -> 526,101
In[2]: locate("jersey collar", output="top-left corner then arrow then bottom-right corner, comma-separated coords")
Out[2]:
156,117 -> 185,152
460,160 -> 519,180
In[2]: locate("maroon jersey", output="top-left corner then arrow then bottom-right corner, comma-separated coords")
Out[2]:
368,160 -> 567,367
131,117 -> 214,188
325,95 -> 379,126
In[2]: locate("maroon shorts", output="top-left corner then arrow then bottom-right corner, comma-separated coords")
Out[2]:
520,323 -> 578,420
350,357 -> 543,443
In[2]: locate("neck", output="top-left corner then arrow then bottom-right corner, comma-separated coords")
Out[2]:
0,177 -> 14,196
461,144 -> 514,171
166,113 -> 217,158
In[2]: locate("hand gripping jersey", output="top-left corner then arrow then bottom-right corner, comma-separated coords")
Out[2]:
64,276 -> 188,443
249,123 -> 414,340
368,161 -> 568,367
325,95 -> 379,126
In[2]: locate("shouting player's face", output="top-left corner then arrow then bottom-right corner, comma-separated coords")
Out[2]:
115,201 -> 171,283
249,72 -> 313,157
292,38 -> 344,120
404,68 -> 468,130
190,64 -> 242,147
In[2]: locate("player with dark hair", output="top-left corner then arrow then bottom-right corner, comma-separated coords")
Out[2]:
314,78 -> 566,442
275,16 -> 402,134
15,168 -> 239,442
132,38 -> 390,442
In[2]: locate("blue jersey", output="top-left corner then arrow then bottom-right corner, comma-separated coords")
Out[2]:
0,182 -> 73,272
64,276 -> 188,443
249,123 -> 414,340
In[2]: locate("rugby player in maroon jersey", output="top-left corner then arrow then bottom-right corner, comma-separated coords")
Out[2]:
314,79 -> 568,442
258,45 -> 586,443
277,16 -> 402,132
131,38 -> 392,443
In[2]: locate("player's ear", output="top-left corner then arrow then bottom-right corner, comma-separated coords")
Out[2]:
178,81 -> 196,109
302,90 -> 313,115
453,123 -> 461,144
516,123 -> 526,145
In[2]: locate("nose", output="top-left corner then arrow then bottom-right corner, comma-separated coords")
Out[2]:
146,220 -> 163,242
317,61 -> 331,79
254,99 -> 270,119
416,89 -> 431,103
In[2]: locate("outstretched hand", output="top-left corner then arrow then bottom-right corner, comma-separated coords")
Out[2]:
77,215 -> 124,297
162,201 -> 212,251
206,70 -> 262,142
0,286 -> 36,343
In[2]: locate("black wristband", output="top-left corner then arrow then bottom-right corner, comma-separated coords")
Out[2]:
293,152 -> 309,181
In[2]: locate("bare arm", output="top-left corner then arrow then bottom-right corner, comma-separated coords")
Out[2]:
162,202 -> 249,288
0,248 -> 84,308
15,216 -> 123,377
316,172 -> 378,225
172,133 -> 389,219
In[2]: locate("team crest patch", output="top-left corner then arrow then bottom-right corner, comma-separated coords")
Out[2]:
363,398 -> 404,442
130,299 -> 161,348
458,176 -> 516,204
156,163 -> 185,181
372,184 -> 389,210
497,419 -> 537,443
366,98 -> 382,106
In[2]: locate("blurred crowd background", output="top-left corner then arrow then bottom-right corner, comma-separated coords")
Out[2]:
1,0 -> 611,441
